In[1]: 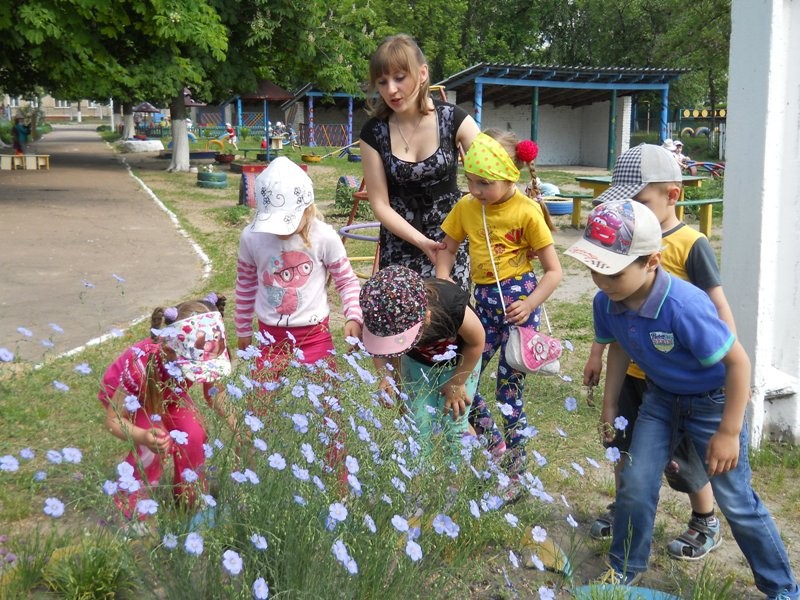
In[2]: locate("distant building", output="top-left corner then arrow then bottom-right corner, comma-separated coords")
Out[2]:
2,94 -> 112,121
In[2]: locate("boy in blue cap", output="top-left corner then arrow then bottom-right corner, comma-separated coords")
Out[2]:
566,199 -> 798,598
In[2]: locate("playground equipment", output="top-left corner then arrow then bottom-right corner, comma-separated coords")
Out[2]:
679,126 -> 712,138
685,160 -> 725,178
301,140 -> 360,164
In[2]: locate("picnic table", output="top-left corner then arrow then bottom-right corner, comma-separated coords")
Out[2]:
573,174 -> 706,228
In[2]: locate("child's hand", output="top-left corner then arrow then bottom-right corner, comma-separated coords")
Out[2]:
441,383 -> 471,420
598,405 -> 617,444
344,320 -> 362,349
505,298 -> 534,325
377,376 -> 406,414
583,355 -> 603,387
143,427 -> 171,454
706,431 -> 739,475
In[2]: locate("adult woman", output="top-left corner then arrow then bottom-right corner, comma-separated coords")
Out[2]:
359,34 -> 479,290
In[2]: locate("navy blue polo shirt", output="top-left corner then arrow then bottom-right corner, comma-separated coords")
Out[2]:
593,267 -> 735,395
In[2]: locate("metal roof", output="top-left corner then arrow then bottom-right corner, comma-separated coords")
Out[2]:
437,63 -> 688,108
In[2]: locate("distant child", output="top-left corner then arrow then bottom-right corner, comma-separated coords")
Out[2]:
566,200 -> 799,597
224,122 -> 238,150
437,130 -> 563,470
12,117 -> 29,155
235,156 -> 363,374
584,144 -> 736,560
360,264 -> 485,456
99,293 -> 233,519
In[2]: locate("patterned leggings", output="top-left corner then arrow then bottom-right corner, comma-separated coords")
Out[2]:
469,272 -> 541,452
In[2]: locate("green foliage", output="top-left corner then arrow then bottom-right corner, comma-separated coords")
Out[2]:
42,533 -> 137,598
0,529 -> 59,598
333,176 -> 372,220
688,560 -> 736,599
214,204 -> 251,228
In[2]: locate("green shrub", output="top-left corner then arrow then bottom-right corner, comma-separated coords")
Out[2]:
43,534 -> 137,599
333,176 -> 372,219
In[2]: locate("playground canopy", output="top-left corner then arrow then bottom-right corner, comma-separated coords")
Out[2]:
438,63 -> 687,168
183,88 -> 206,107
132,101 -> 160,113
234,80 -> 294,159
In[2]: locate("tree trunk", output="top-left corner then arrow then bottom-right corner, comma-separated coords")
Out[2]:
707,69 -> 717,135
121,102 -> 134,139
167,91 -> 190,172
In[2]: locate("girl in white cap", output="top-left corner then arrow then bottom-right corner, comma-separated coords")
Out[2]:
98,293 -> 234,520
235,157 -> 363,375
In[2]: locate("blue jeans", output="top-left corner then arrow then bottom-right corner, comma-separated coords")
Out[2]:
611,383 -> 798,598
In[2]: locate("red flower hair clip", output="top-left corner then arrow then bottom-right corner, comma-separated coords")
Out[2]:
516,139 -> 539,163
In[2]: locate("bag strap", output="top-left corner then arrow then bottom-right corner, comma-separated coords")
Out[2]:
481,205 -> 552,335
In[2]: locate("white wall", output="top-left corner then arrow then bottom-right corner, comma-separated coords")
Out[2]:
723,0 -> 800,444
457,96 -> 631,168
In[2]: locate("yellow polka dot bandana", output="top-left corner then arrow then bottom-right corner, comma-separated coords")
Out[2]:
464,132 -> 520,182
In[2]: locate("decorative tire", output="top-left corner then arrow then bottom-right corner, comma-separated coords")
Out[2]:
206,139 -> 225,151
680,127 -> 695,137
197,180 -> 228,189
544,200 -> 573,215
197,172 -> 228,183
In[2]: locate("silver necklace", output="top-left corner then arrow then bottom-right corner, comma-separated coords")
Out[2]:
395,114 -> 424,153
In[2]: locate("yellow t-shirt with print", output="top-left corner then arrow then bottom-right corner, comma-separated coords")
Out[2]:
441,189 -> 554,285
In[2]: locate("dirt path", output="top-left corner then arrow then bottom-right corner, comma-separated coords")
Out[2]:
0,125 -> 205,364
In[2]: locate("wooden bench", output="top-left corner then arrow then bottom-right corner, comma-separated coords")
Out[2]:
0,154 -> 49,170
675,198 -> 723,237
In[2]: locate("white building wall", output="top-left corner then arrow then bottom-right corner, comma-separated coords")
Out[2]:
456,96 -> 630,167
723,0 -> 800,444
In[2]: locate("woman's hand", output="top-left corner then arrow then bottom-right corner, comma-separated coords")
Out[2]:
421,237 -> 447,265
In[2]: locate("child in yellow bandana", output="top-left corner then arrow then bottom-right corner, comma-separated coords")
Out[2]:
436,129 -> 563,474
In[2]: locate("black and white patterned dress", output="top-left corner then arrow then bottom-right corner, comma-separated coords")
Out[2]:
360,102 -> 471,290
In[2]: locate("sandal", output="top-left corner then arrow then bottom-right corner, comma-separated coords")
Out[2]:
589,503 -> 615,540
666,516 -> 722,560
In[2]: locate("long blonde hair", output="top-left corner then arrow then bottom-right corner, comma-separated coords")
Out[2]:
295,204 -> 323,247
365,34 -> 432,120
482,128 -> 556,232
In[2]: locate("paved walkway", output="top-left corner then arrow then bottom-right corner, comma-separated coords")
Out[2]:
0,125 -> 205,363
